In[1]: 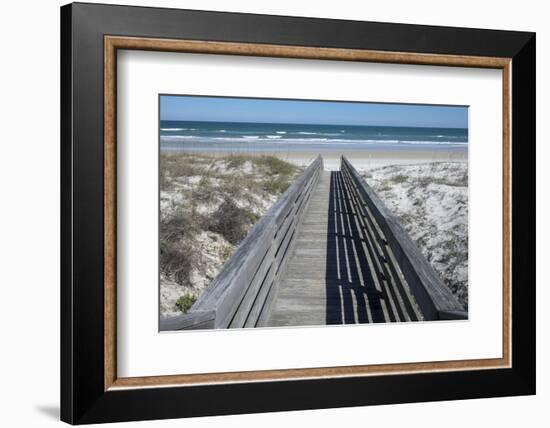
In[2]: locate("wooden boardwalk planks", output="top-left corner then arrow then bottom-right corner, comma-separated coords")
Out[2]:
263,171 -> 332,326
265,169 -> 423,327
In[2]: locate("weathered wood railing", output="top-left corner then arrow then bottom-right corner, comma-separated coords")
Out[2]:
160,155 -> 324,331
341,156 -> 467,320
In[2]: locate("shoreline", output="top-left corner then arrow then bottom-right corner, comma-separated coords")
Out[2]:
161,147 -> 468,170
282,148 -> 467,170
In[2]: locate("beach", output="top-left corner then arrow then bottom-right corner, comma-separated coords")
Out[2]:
260,146 -> 467,170
159,120 -> 469,318
157,94 -> 472,326
165,146 -> 467,171
160,120 -> 468,170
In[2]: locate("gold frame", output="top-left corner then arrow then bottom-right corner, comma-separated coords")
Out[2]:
104,36 -> 512,391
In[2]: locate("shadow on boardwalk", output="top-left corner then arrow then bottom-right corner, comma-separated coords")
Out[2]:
325,171 -> 419,324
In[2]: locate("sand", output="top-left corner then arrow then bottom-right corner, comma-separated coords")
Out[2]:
180,147 -> 468,171
282,147 -> 467,170
362,162 -> 469,308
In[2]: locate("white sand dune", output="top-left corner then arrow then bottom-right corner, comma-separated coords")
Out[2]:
252,147 -> 468,170
361,162 -> 469,308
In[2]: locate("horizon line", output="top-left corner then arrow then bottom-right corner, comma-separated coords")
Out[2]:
160,119 -> 468,130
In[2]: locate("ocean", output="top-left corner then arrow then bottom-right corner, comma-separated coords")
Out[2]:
160,121 -> 468,153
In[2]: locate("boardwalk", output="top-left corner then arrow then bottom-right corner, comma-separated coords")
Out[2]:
161,156 -> 466,331
265,170 -> 422,327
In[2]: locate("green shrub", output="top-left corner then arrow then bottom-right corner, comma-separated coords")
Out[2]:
175,293 -> 197,313
193,176 -> 217,203
379,180 -> 392,192
220,245 -> 233,262
264,176 -> 291,194
243,208 -> 260,223
392,174 -> 408,184
159,208 -> 204,286
161,153 -> 202,180
221,174 -> 261,199
226,155 -> 248,169
256,155 -> 297,176
208,199 -> 254,245
160,239 -> 197,286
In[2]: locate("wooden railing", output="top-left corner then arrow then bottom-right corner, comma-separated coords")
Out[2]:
341,156 -> 467,320
160,155 -> 324,331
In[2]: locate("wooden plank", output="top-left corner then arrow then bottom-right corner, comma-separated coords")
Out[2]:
250,227 -> 296,327
242,159 -> 322,327
334,171 -> 391,323
159,311 -> 215,331
253,174 -> 320,327
342,170 -> 422,321
230,188 -> 301,327
193,213 -> 275,309
340,169 -> 411,322
219,156 -> 322,327
265,171 -> 333,326
255,227 -> 302,326
200,219 -> 276,328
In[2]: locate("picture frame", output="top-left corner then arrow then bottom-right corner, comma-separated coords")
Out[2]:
60,2 -> 535,424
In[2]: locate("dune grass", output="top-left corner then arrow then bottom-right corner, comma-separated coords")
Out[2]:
160,153 -> 301,316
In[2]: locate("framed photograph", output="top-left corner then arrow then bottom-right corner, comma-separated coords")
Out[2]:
61,2 -> 535,424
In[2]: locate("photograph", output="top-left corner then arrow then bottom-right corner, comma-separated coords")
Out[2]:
159,95 -> 469,330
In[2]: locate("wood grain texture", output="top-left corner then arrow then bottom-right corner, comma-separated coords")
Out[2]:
111,357 -> 508,389
265,167 -> 424,327
105,36 -> 510,68
104,36 -> 117,391
103,35 -> 512,390
502,62 -> 512,367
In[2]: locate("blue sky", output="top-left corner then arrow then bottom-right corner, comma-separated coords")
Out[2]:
160,95 -> 468,128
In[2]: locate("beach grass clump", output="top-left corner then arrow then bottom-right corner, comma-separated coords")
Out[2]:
207,199 -> 258,245
226,154 -> 248,169
391,174 -> 408,184
220,245 -> 233,263
160,153 -> 206,190
175,293 -> 197,313
160,238 -> 198,287
264,176 -> 292,194
458,170 -> 468,186
192,176 -> 218,203
378,179 -> 393,192
159,209 -> 203,286
255,155 -> 298,176
221,174 -> 262,201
